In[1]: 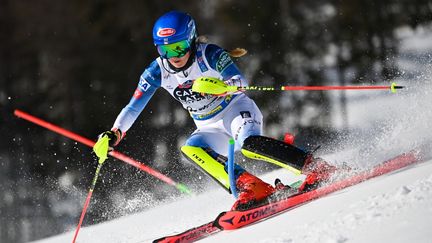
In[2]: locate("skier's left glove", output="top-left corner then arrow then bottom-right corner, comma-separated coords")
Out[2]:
193,76 -> 244,96
224,75 -> 243,87
207,75 -> 245,96
93,129 -> 123,164
222,75 -> 245,96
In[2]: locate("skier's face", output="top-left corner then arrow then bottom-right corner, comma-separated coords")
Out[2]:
157,39 -> 192,68
168,51 -> 191,69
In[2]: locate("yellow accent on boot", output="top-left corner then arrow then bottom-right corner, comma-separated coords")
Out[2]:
181,146 -> 230,189
241,149 -> 302,175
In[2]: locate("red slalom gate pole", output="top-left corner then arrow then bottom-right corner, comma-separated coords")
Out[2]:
14,109 -> 191,242
13,109 -> 191,194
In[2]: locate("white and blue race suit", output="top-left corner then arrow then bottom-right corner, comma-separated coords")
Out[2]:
113,43 -> 263,155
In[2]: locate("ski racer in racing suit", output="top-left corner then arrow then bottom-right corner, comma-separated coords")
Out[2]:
96,11 -> 335,210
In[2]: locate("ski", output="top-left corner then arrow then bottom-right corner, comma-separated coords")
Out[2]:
154,222 -> 220,243
215,150 -> 420,230
154,150 -> 422,242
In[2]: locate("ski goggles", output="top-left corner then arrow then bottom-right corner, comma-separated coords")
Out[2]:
156,40 -> 191,59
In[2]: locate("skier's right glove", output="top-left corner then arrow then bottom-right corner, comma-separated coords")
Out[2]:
93,129 -> 123,164
98,129 -> 123,148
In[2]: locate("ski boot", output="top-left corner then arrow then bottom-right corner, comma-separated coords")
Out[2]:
231,171 -> 275,211
267,178 -> 300,201
299,155 -> 339,192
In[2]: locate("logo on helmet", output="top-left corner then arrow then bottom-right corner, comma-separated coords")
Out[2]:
157,28 -> 176,37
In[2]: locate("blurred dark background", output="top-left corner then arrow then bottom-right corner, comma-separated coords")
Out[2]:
1,0 -> 431,242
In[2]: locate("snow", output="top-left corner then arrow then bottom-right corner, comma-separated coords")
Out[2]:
33,27 -> 432,243
33,158 -> 432,243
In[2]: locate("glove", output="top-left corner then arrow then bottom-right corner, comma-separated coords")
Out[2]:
98,129 -> 123,147
223,75 -> 244,95
192,76 -> 244,96
93,129 -> 123,164
224,75 -> 243,87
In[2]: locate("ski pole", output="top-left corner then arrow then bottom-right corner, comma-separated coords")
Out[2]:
192,77 -> 404,95
72,160 -> 103,243
72,134 -> 110,243
13,109 -> 191,194
241,83 -> 403,92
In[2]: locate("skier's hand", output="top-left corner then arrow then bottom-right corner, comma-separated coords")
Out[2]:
192,77 -> 242,96
224,75 -> 243,88
93,129 -> 122,164
223,75 -> 244,95
98,129 -> 122,148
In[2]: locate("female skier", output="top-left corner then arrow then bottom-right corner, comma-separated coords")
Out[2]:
96,11 -> 334,210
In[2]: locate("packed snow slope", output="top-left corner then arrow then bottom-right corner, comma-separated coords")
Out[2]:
34,27 -> 432,243
34,157 -> 432,243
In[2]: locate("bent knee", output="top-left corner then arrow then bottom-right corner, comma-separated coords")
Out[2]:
184,134 -> 209,148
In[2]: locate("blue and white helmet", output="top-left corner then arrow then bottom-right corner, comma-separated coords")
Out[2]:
152,11 -> 197,46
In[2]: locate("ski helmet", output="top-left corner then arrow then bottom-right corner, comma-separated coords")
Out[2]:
152,11 -> 197,58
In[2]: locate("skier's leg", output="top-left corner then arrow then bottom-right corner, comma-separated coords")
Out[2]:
226,97 -> 339,191
225,97 -> 276,209
225,98 -> 263,150
182,132 -> 273,201
241,135 -> 309,175
225,97 -> 307,174
181,129 -> 234,191
241,134 -> 341,190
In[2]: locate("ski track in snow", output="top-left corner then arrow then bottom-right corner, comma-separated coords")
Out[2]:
33,158 -> 432,243
257,169 -> 432,243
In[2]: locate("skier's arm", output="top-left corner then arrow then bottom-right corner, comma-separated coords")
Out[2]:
92,81 -> 157,163
112,82 -> 158,133
111,60 -> 162,142
205,44 -> 249,87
